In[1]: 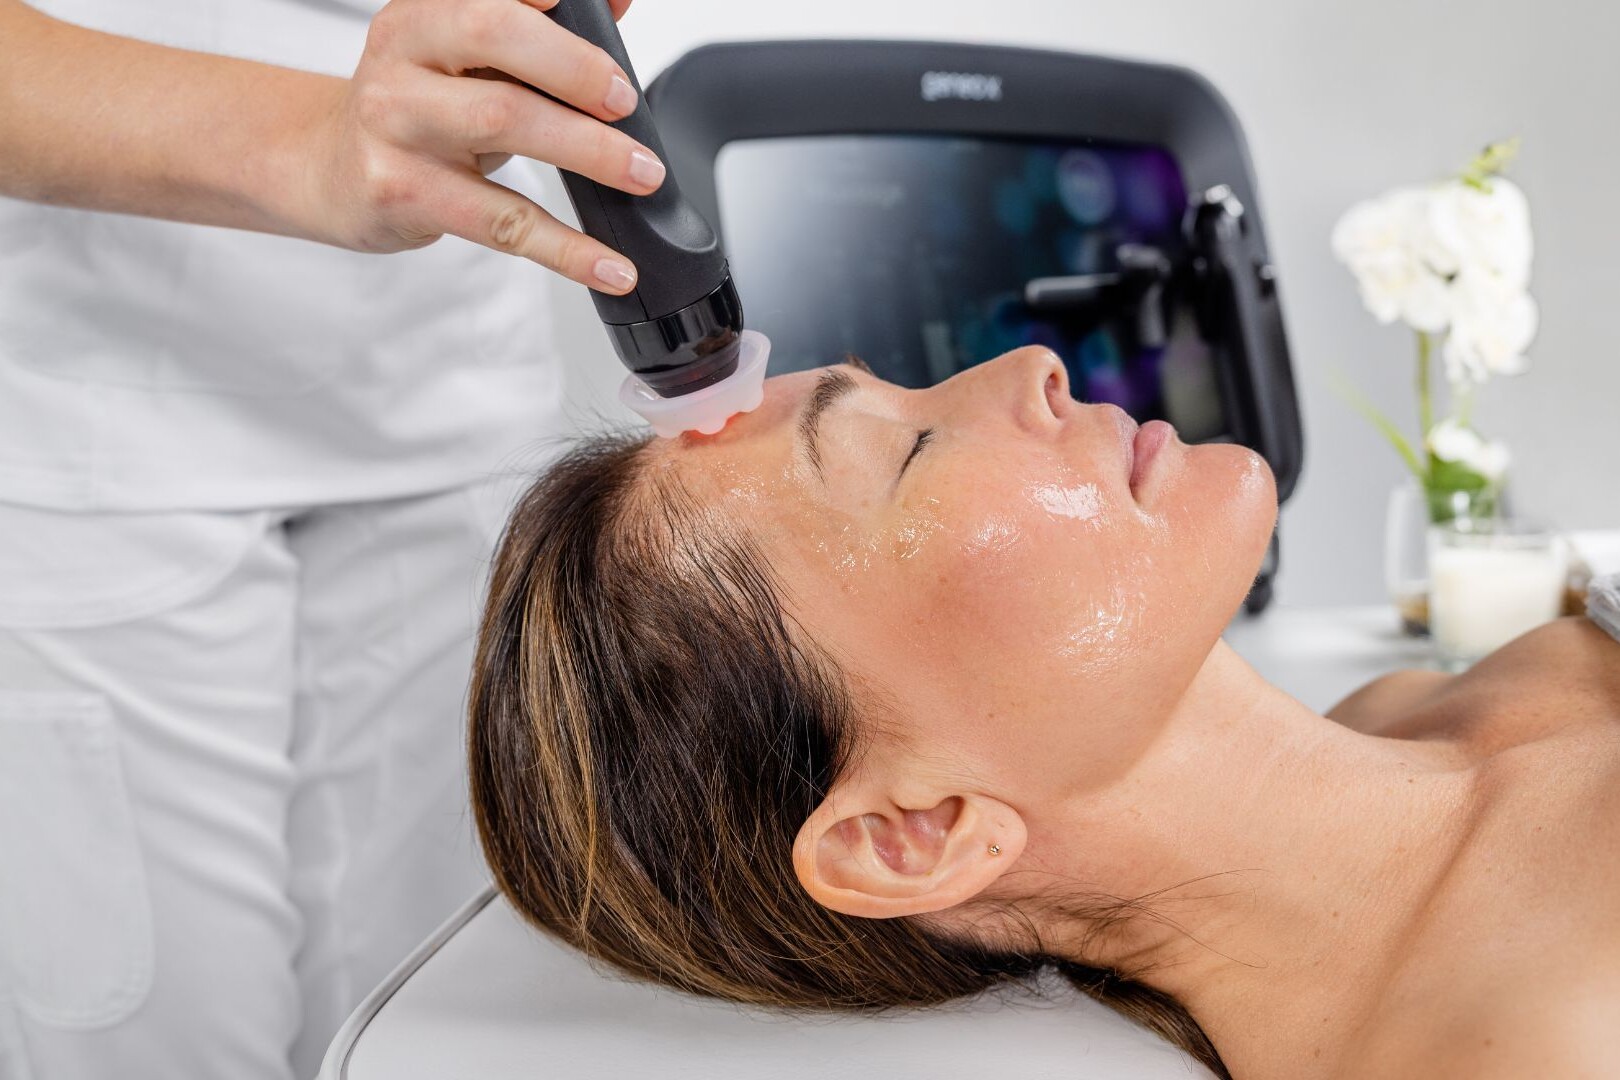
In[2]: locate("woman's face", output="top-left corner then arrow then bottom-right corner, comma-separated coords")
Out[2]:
655,347 -> 1276,802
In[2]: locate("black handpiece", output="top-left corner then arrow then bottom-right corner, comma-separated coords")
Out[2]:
544,0 -> 743,397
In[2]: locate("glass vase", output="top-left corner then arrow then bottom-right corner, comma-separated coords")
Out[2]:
1385,481 -> 1432,636
1384,478 -> 1503,637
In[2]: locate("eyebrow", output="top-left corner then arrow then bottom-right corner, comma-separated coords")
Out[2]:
797,367 -> 859,477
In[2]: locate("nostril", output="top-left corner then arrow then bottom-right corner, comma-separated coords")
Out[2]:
1043,364 -> 1070,418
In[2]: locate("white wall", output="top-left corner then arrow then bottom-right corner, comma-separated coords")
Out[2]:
541,0 -> 1620,606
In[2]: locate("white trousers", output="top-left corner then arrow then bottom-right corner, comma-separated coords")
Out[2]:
0,479 -> 521,1080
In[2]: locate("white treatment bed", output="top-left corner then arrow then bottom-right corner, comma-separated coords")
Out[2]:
320,605 -> 1430,1080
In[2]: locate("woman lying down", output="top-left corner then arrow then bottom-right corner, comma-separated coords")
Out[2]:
468,347 -> 1620,1080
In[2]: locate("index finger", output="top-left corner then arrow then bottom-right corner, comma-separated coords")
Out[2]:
410,0 -> 637,123
517,1 -> 637,40
516,0 -> 633,22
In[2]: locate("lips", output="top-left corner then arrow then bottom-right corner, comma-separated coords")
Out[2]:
1099,405 -> 1174,496
1102,405 -> 1138,482
1130,420 -> 1175,491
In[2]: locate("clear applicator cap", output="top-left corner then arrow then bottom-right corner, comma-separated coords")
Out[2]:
618,330 -> 771,437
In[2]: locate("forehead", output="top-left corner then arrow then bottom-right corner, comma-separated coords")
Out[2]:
639,363 -> 898,546
642,365 -> 838,485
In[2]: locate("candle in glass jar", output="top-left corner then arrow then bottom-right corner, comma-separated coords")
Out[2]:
1428,525 -> 1567,664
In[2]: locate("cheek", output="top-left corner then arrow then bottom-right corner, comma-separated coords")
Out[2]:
862,495 -> 1170,792
796,497 -> 949,589
883,445 -> 1272,723
947,504 -> 1162,682
781,441 -> 1280,795
865,442 -> 1273,676
900,459 -> 1164,690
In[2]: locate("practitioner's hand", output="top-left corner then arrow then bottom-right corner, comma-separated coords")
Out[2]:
304,0 -> 653,293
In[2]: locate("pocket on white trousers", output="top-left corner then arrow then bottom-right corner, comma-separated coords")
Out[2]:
0,691 -> 154,1028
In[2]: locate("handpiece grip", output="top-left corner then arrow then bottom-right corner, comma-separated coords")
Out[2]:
544,0 -> 727,325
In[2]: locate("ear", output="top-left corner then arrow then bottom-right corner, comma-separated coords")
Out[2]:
791,776 -> 1026,919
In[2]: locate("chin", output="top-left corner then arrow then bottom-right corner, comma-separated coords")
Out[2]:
1182,443 -> 1277,564
1233,447 -> 1280,570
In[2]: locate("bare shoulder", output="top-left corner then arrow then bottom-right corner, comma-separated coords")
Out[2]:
1460,617 -> 1620,738
1325,668 -> 1456,735
1326,616 -> 1620,741
1473,616 -> 1620,694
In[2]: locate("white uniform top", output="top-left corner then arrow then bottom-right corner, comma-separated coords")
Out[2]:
0,0 -> 567,512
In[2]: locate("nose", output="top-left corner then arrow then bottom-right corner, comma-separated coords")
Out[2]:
1005,346 -> 1072,430
931,345 -> 1072,432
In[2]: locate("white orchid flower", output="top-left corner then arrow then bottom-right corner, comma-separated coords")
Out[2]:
1335,145 -> 1532,498
1427,176 -> 1533,290
1442,268 -> 1538,384
1331,186 -> 1457,332
1472,439 -> 1512,481
1427,417 -> 1512,480
1427,417 -> 1482,461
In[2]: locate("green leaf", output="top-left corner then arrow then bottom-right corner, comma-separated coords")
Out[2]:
1425,454 -> 1499,522
1427,455 -> 1492,494
1328,370 -> 1426,481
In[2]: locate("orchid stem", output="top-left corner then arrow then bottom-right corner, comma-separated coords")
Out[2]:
1455,377 -> 1475,427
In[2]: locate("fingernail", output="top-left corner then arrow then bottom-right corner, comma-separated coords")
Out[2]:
604,75 -> 637,117
593,257 -> 636,292
627,149 -> 665,189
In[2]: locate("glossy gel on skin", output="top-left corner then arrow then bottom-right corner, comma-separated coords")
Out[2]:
655,345 -> 1276,802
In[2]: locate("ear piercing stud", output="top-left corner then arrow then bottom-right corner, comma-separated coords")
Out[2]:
987,844 -> 1002,856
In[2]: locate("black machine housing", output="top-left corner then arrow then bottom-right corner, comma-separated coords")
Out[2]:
645,40 -> 1303,612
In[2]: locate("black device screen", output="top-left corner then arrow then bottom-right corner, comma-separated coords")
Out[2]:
714,133 -> 1228,441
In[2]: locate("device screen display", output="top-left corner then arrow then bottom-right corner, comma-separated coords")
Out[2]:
714,133 -> 1226,440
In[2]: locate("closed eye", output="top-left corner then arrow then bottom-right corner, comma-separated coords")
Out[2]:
899,427 -> 934,480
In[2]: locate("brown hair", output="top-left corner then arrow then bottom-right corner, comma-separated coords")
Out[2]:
468,432 -> 1227,1077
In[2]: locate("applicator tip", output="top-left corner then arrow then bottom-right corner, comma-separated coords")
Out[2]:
619,330 -> 771,438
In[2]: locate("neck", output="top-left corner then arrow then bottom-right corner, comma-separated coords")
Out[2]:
1034,642 -> 1481,1078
